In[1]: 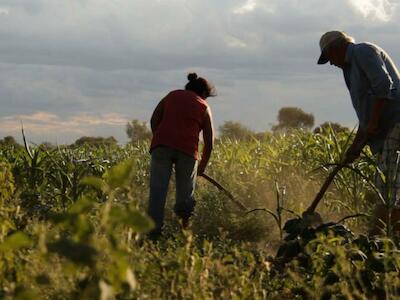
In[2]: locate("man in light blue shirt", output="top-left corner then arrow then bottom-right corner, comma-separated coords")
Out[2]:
317,31 -> 400,233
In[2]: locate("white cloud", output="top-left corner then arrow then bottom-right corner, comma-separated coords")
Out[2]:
233,0 -> 257,14
1,0 -> 400,143
225,36 -> 247,48
0,112 -> 129,136
347,0 -> 397,21
21,112 -> 59,123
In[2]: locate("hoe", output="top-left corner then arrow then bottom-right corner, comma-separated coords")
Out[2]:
201,162 -> 400,235
200,173 -> 247,211
301,164 -> 343,225
200,164 -> 343,220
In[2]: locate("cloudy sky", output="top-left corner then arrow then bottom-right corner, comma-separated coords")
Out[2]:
0,0 -> 399,144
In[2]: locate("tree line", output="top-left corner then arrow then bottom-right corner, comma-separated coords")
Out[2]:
0,106 -> 349,147
125,106 -> 349,143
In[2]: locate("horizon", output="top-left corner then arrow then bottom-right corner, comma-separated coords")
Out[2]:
3,116 -> 348,146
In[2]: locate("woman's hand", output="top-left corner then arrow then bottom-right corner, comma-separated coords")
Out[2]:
197,164 -> 206,176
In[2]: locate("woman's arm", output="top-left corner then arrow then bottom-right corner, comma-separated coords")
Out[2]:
198,107 -> 214,175
150,97 -> 166,133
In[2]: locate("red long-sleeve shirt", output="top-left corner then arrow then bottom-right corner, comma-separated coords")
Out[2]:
150,90 -> 208,159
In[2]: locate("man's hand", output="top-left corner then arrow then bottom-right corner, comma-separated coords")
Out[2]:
344,144 -> 362,164
346,98 -> 385,164
343,128 -> 367,164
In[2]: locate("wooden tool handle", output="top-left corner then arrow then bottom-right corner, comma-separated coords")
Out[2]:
306,165 -> 343,213
200,173 -> 247,211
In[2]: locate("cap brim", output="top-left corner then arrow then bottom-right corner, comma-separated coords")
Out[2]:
317,52 -> 329,64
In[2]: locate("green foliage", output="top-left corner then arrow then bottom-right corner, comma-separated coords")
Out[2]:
47,239 -> 98,266
126,119 -> 152,143
218,120 -> 255,141
0,232 -> 32,252
0,160 -> 15,202
103,158 -> 135,190
0,130 -> 399,298
314,121 -> 349,134
0,161 -> 19,243
279,232 -> 400,299
272,106 -> 315,132
72,136 -> 118,147
109,206 -> 154,232
0,136 -> 20,148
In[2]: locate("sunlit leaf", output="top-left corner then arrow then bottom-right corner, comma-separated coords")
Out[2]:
110,207 -> 154,233
99,280 -> 114,300
104,159 -> 135,189
69,196 -> 96,214
80,176 -> 106,192
126,268 -> 137,291
0,232 -> 32,251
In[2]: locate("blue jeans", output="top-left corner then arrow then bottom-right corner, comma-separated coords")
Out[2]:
148,146 -> 197,235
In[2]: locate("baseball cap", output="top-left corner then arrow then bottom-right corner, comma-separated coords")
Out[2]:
317,31 -> 354,64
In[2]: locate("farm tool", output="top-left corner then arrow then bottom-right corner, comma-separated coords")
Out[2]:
271,163 -> 360,270
274,140 -> 379,269
302,136 -> 368,224
301,164 -> 344,225
201,166 -> 347,222
201,150 -> 371,231
199,173 -> 247,211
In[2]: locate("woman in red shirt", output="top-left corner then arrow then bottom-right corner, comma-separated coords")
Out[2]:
148,73 -> 215,239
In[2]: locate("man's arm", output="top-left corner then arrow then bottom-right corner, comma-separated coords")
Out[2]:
344,45 -> 392,163
367,98 -> 386,135
197,107 -> 214,175
357,45 -> 394,136
344,127 -> 368,164
150,97 -> 166,133
344,98 -> 386,164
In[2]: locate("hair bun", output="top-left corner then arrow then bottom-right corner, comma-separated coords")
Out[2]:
187,73 -> 198,82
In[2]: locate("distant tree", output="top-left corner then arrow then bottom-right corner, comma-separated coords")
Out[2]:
313,122 -> 349,134
272,107 -> 315,132
0,136 -> 20,147
254,131 -> 272,141
126,120 -> 152,143
72,136 -> 118,147
39,142 -> 55,150
218,121 -> 255,140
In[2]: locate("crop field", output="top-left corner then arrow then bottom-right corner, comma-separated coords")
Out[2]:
0,129 -> 399,299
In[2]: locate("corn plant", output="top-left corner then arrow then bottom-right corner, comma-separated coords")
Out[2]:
1,129 -> 399,298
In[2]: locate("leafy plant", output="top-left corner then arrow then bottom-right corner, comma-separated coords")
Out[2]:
0,129 -> 399,299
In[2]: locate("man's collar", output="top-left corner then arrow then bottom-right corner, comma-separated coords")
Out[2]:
344,43 -> 355,64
